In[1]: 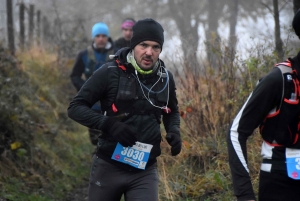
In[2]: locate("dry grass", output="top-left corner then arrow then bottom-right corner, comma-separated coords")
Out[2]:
157,41 -> 282,200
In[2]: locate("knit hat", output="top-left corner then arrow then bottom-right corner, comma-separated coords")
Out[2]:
92,22 -> 109,38
293,9 -> 300,38
130,18 -> 164,49
121,18 -> 135,29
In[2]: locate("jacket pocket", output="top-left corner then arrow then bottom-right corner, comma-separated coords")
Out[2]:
116,76 -> 137,101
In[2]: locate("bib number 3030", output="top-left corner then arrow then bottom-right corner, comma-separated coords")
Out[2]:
286,148 -> 300,180
111,142 -> 153,170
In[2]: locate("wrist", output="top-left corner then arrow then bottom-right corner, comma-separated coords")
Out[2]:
101,117 -> 117,133
168,129 -> 180,136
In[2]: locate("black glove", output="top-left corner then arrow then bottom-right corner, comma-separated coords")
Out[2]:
102,117 -> 137,147
166,133 -> 181,156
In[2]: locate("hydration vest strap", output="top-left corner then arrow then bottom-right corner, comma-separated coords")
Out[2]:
107,109 -> 162,124
276,65 -> 292,74
112,58 -> 165,124
87,46 -> 96,62
130,109 -> 162,124
275,59 -> 292,68
276,63 -> 300,103
263,139 -> 285,147
274,64 -> 293,112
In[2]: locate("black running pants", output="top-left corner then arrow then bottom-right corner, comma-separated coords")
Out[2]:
88,156 -> 159,201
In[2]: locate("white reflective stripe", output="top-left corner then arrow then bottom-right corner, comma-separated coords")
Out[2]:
260,163 -> 272,172
261,141 -> 274,159
230,92 -> 253,173
230,132 -> 249,173
260,141 -> 275,172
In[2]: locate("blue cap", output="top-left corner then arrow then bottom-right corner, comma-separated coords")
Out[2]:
92,22 -> 109,38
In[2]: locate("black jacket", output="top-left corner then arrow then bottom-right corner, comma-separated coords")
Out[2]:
68,48 -> 180,171
70,38 -> 114,91
114,37 -> 130,53
227,52 -> 300,200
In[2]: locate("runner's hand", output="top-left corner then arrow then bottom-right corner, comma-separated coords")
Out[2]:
166,133 -> 181,156
109,121 -> 137,147
102,117 -> 137,147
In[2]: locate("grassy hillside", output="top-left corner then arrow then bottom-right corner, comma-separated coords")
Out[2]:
0,46 -> 93,201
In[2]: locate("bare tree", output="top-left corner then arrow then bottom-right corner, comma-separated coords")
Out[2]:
36,10 -> 41,46
42,16 -> 50,44
228,0 -> 239,61
6,0 -> 15,55
19,2 -> 25,50
166,0 -> 249,66
51,0 -> 63,61
167,0 -> 202,62
273,0 -> 284,60
205,0 -> 224,67
260,0 -> 284,60
28,4 -> 34,48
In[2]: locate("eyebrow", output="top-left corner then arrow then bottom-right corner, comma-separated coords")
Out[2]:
140,42 -> 161,48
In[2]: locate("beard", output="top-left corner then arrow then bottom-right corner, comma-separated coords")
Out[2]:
138,56 -> 155,70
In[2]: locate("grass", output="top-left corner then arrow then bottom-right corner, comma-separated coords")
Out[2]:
0,46 -> 94,200
156,40 -> 286,200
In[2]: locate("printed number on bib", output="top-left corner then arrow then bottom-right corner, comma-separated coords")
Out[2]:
286,148 -> 300,180
111,142 -> 153,170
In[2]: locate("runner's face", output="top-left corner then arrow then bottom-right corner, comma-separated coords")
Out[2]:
133,41 -> 161,70
94,34 -> 108,48
122,28 -> 133,41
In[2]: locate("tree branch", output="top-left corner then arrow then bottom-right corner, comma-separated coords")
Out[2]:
261,1 -> 274,14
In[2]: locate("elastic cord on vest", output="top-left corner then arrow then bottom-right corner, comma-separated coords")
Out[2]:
132,64 -> 169,94
133,65 -> 169,110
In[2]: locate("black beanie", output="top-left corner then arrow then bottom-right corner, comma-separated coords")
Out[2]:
293,9 -> 300,37
130,18 -> 164,49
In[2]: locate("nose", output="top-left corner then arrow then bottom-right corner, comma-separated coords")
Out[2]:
145,47 -> 153,56
99,36 -> 105,40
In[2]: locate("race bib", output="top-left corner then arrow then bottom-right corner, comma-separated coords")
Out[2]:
285,148 -> 300,179
111,142 -> 153,170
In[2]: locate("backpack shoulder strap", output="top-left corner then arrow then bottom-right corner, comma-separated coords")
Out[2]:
275,59 -> 292,73
274,60 -> 293,111
276,65 -> 292,74
275,59 -> 292,67
87,45 -> 96,62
